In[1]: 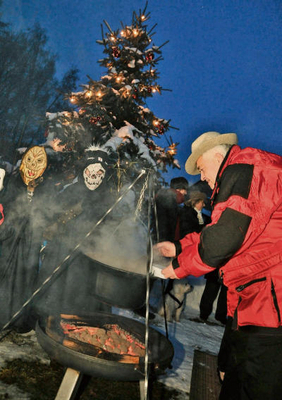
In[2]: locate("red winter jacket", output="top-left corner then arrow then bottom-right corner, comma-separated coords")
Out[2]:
173,145 -> 282,328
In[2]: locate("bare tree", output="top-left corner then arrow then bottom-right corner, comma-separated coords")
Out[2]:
0,22 -> 79,162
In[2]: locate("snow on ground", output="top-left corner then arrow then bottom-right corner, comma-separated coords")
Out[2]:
0,330 -> 51,399
0,276 -> 224,399
115,276 -> 225,396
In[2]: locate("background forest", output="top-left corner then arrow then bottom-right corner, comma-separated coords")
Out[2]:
0,0 -> 79,164
0,0 -> 180,194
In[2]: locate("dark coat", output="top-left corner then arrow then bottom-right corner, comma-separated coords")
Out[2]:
33,162 -> 119,319
0,173 -> 48,331
179,205 -> 211,238
153,188 -> 185,242
179,205 -> 214,280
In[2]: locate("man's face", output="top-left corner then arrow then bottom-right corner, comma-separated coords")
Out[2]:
178,188 -> 188,196
196,153 -> 222,189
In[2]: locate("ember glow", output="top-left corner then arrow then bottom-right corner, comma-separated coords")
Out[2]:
60,321 -> 145,357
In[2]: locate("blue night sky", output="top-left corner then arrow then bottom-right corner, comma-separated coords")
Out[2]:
2,0 -> 282,182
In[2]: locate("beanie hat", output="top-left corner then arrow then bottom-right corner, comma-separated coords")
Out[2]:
170,177 -> 189,191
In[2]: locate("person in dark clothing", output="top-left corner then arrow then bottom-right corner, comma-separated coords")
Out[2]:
34,147 -> 115,319
199,269 -> 227,324
180,190 -> 227,325
179,190 -> 209,237
135,177 -> 189,320
0,146 -> 48,332
154,176 -> 189,243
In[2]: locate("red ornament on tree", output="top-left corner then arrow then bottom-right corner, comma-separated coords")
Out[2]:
112,47 -> 121,58
146,52 -> 154,62
89,117 -> 100,124
132,87 -> 139,99
158,125 -> 165,134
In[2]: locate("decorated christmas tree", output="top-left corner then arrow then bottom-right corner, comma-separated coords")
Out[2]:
44,2 -> 180,194
0,3 -> 184,334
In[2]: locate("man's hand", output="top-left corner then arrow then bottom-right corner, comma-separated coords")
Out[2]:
154,241 -> 176,258
161,264 -> 179,279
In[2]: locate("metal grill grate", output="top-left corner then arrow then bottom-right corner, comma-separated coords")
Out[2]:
190,349 -> 222,400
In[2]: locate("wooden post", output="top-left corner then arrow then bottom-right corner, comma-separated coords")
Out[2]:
55,368 -> 84,400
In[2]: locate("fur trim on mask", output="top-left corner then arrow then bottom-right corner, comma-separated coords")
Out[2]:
84,146 -> 110,166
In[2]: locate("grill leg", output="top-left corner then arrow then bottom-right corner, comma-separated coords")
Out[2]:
139,379 -> 152,400
55,368 -> 84,400
139,380 -> 145,400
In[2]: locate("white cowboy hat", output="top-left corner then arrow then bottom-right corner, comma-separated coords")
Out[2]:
185,131 -> 238,175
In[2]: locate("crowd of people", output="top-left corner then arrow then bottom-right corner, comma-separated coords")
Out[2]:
0,129 -> 281,400
0,145 -> 127,332
156,130 -> 282,400
152,174 -> 227,326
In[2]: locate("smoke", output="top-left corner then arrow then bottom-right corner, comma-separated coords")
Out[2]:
82,217 -> 150,275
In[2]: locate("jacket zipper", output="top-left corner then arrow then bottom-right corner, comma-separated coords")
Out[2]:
235,277 -> 281,324
271,280 -> 281,323
236,277 -> 266,292
219,270 -> 224,283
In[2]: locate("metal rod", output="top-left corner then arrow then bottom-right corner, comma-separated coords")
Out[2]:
144,170 -> 155,400
152,186 -> 169,340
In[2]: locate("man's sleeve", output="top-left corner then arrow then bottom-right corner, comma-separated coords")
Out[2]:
173,164 -> 253,278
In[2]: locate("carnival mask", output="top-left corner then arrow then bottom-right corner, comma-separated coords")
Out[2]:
83,162 -> 105,191
20,146 -> 47,186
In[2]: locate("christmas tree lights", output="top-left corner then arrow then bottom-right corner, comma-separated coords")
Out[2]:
46,1 -> 180,191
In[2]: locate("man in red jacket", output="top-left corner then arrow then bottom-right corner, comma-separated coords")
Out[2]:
155,131 -> 282,400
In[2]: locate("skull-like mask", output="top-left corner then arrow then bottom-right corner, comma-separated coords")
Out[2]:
83,162 -> 105,191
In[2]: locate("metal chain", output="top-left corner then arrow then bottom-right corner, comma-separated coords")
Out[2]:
134,170 -> 150,220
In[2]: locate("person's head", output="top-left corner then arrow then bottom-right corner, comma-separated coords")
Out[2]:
170,177 -> 189,196
19,146 -> 48,186
81,146 -> 110,191
185,131 -> 238,189
185,191 -> 207,210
